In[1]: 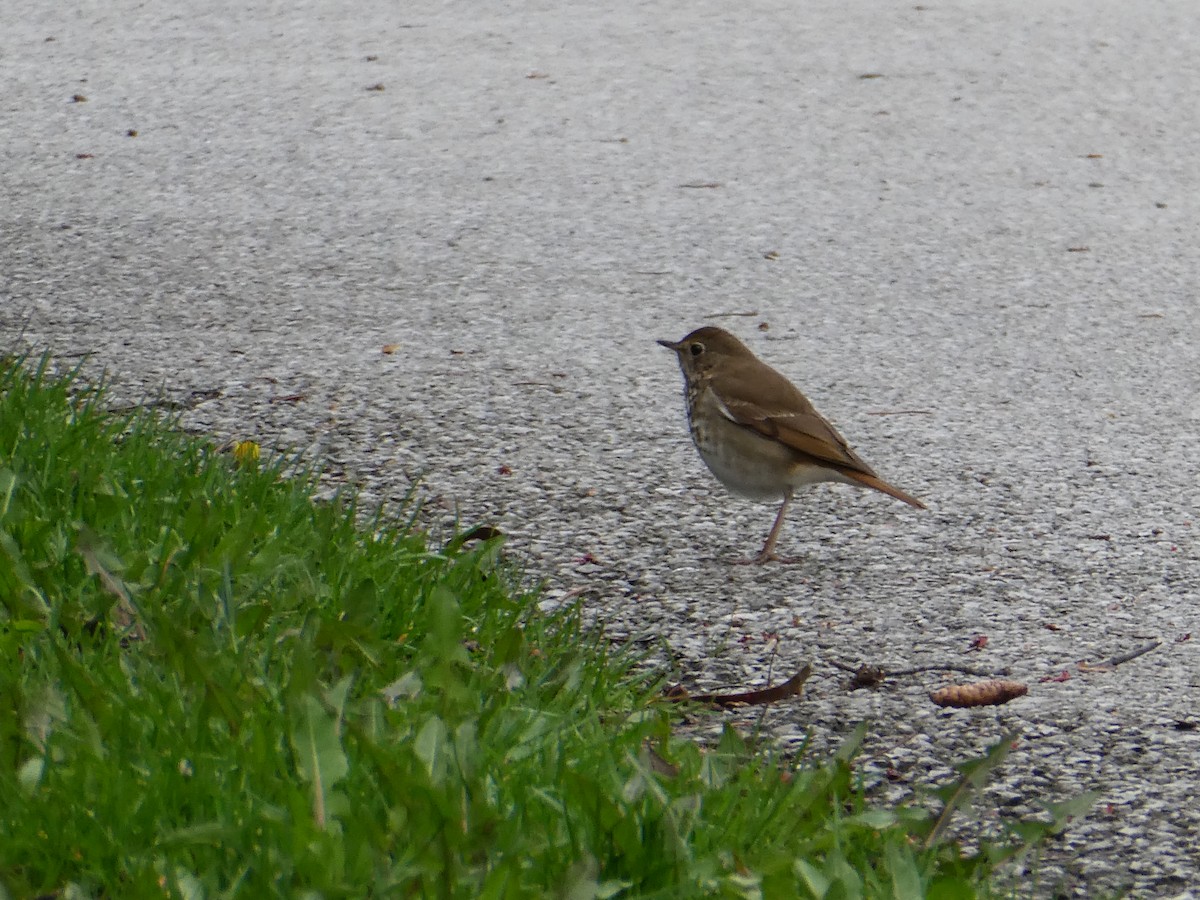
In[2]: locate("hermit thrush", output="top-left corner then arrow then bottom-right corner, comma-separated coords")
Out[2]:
659,326 -> 925,563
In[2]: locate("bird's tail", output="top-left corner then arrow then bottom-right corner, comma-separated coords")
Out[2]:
843,470 -> 927,509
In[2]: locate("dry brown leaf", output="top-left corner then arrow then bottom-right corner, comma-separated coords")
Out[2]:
666,665 -> 813,709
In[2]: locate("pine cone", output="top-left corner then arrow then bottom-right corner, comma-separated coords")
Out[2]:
929,679 -> 1028,708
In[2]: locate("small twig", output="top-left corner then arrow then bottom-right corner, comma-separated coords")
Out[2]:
704,310 -> 759,319
889,663 -> 1011,678
829,659 -> 1010,678
1107,640 -> 1161,666
52,350 -> 98,360
829,658 -> 1011,688
754,637 -> 785,727
826,660 -> 861,673
1079,640 -> 1162,672
550,586 -> 589,604
865,409 -> 935,417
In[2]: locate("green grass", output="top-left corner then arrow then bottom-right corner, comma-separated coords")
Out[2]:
0,356 -> 1058,898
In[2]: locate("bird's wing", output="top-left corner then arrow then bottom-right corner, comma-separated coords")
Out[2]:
721,397 -> 876,473
710,370 -> 926,509
709,370 -> 876,475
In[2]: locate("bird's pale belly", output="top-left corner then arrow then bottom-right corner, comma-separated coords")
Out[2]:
690,416 -> 853,501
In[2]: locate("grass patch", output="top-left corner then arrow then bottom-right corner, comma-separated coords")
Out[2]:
0,356 -> 1060,898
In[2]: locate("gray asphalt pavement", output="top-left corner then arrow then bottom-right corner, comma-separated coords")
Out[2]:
4,1 -> 1200,895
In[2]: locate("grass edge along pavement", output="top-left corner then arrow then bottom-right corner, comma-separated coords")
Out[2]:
0,355 -> 1086,898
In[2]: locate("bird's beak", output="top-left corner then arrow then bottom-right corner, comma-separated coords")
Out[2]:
657,338 -> 682,351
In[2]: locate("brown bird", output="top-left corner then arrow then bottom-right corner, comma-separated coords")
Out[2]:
659,326 -> 925,563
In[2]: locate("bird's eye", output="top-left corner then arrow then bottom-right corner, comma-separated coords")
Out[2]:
689,342 -> 704,357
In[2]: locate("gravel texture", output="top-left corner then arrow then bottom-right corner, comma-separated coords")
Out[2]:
4,1 -> 1200,895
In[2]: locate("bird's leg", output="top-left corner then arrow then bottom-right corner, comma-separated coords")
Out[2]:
733,488 -> 797,565
756,488 -> 793,563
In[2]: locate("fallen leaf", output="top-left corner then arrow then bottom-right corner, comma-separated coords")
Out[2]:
665,665 -> 812,709
457,525 -> 503,545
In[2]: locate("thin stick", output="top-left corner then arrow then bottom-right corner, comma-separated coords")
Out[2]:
1105,640 -> 1161,667
888,663 -> 1012,678
828,659 -> 1011,678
